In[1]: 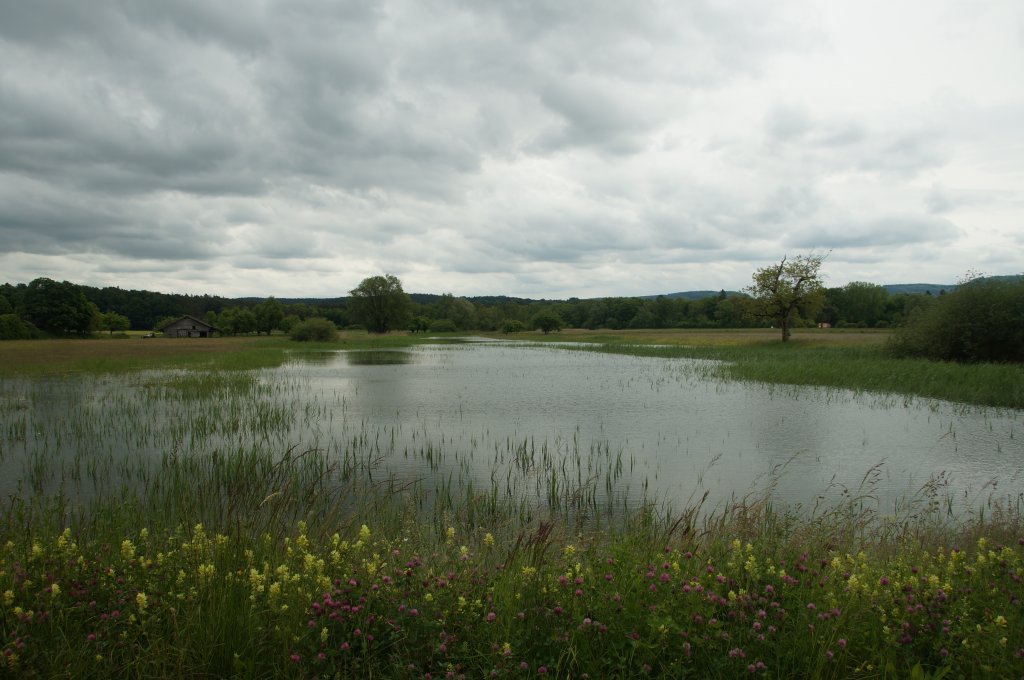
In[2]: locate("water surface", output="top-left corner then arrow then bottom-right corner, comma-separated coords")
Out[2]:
1,342 -> 1020,516
278,342 -> 1023,513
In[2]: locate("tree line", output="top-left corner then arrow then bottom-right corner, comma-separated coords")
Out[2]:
2,270 -> 1020,364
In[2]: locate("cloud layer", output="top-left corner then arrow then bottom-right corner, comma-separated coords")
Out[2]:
1,0 -> 1021,297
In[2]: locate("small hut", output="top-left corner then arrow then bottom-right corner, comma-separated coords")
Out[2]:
160,315 -> 221,338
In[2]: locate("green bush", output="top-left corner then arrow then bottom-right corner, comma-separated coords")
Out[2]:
0,314 -> 39,340
409,316 -> 430,333
428,318 -> 457,332
289,317 -> 338,342
501,319 -> 525,334
889,277 -> 1024,362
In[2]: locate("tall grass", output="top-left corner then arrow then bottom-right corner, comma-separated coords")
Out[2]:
3,449 -> 1022,677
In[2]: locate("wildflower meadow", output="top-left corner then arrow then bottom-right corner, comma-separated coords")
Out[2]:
3,507 -> 1023,678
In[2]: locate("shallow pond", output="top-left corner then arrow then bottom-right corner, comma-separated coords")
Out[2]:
1,341 -> 1021,518
272,342 -> 1023,514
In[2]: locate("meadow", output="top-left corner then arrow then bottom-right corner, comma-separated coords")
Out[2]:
1,331 -> 1022,678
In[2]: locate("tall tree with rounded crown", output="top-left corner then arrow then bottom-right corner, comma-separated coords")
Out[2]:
348,274 -> 412,334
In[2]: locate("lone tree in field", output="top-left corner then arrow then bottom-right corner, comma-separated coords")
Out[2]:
348,274 -> 412,334
745,253 -> 826,341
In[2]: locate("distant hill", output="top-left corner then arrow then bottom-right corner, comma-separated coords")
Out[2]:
881,283 -> 952,296
882,275 -> 1020,297
642,290 -> 740,301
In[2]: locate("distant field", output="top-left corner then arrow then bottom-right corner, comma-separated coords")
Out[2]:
526,328 -> 1021,409
0,328 -> 889,373
541,327 -> 891,347
2,328 -> 1019,409
0,336 -> 266,375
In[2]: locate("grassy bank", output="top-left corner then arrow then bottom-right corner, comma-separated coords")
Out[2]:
533,329 -> 1024,410
0,332 -> 426,377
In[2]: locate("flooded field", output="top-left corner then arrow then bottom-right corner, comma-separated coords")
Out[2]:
1,341 -> 1021,520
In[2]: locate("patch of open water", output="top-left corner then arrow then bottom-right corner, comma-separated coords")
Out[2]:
1,342 -> 1020,516
277,342 -> 1023,514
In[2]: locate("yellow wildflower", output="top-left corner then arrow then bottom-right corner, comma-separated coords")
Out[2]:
483,533 -> 494,547
50,583 -> 60,597
121,540 -> 136,561
249,568 -> 265,593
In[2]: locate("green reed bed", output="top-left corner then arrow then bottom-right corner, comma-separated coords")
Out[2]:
556,339 -> 1024,410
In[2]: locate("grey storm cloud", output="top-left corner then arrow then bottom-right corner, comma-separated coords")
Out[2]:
0,0 -> 1021,297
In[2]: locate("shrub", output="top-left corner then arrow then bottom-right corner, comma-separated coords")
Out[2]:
889,276 -> 1024,362
428,318 -> 457,332
289,317 -> 338,342
0,314 -> 39,340
501,319 -> 525,334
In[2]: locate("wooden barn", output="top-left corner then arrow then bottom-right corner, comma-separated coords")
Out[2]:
160,315 -> 221,338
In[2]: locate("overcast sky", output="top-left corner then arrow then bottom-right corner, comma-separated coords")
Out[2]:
1,1 -> 1021,299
